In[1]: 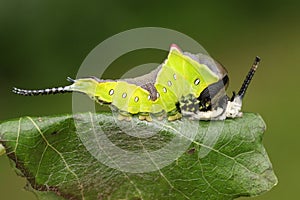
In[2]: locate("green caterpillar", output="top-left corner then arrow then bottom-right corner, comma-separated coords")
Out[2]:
13,44 -> 260,121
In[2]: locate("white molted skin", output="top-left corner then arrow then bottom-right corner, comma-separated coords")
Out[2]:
182,95 -> 243,120
182,107 -> 225,120
225,96 -> 243,118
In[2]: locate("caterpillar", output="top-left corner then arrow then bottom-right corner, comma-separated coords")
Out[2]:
13,44 -> 260,121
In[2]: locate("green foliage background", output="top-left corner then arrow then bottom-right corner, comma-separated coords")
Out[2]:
0,0 -> 299,199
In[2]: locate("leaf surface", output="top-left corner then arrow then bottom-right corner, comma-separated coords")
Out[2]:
0,113 -> 277,200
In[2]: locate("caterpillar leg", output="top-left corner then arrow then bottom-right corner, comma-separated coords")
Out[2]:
150,111 -> 166,121
117,114 -> 132,121
117,110 -> 132,121
138,113 -> 153,122
167,110 -> 182,121
168,113 -> 182,121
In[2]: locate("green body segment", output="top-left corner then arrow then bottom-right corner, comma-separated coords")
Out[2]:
69,45 -> 220,116
112,82 -> 151,114
164,47 -> 219,97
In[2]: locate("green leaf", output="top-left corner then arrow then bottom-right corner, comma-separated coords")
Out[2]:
0,113 -> 277,200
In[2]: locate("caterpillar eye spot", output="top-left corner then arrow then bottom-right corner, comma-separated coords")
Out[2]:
122,92 -> 127,98
147,95 -> 151,100
194,78 -> 200,86
109,89 -> 114,96
163,87 -> 167,93
157,92 -> 160,98
134,96 -> 139,102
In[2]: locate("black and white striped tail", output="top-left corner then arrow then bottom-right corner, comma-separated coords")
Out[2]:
237,56 -> 261,99
12,86 -> 72,96
13,77 -> 75,96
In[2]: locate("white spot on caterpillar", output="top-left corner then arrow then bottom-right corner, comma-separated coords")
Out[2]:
148,95 -> 151,100
173,74 -> 177,80
109,89 -> 114,96
157,92 -> 160,98
194,78 -> 200,85
134,96 -> 139,102
168,80 -> 172,86
163,87 -> 167,93
45,89 -> 50,93
122,92 -> 127,98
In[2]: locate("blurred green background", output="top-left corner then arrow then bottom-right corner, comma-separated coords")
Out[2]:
0,0 -> 299,199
